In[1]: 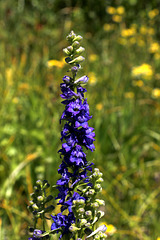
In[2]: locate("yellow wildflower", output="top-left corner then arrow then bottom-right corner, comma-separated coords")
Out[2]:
103,23 -> 115,32
124,92 -> 134,99
121,28 -> 136,37
154,53 -> 160,60
5,68 -> 13,86
132,80 -> 144,87
96,103 -> 103,111
112,15 -> 122,23
118,37 -> 127,45
131,63 -> 153,80
129,37 -> 136,44
156,237 -> 160,240
88,72 -> 97,85
116,6 -> 125,15
152,88 -> 160,98
148,9 -> 159,19
12,97 -> 19,104
140,26 -> 147,35
106,6 -> 116,15
89,54 -> 98,62
47,59 -> 64,68
148,28 -> 155,35
149,42 -> 160,53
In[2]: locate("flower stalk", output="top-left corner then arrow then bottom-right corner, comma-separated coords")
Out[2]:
27,31 -> 107,240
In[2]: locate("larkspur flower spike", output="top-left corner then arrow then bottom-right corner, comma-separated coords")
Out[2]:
50,31 -> 107,239
28,31 -> 107,240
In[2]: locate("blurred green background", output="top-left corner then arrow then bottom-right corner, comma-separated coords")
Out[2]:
0,0 -> 160,239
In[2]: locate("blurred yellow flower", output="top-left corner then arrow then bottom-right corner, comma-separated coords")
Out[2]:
96,103 -> 103,111
137,38 -> 145,47
140,26 -> 147,35
5,68 -> 13,86
129,37 -> 136,44
121,28 -> 136,37
154,53 -> 160,60
103,23 -> 115,32
47,59 -> 64,68
124,92 -> 134,99
112,15 -> 122,22
118,37 -> 127,45
149,42 -> 160,53
132,63 -> 153,80
106,6 -> 116,15
152,88 -> 160,98
156,237 -> 160,240
132,80 -> 144,87
89,54 -> 98,62
88,72 -> 97,85
148,28 -> 155,35
116,6 -> 125,15
101,223 -> 117,236
148,9 -> 159,19
12,97 -> 19,104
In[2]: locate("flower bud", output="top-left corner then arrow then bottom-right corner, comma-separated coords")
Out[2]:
79,219 -> 87,226
96,178 -> 103,183
36,180 -> 43,186
94,184 -> 102,192
85,210 -> 92,217
66,31 -> 76,41
88,189 -> 95,195
91,202 -> 99,208
63,48 -> 70,55
77,208 -> 85,214
72,41 -> 80,48
75,47 -> 85,55
95,199 -> 105,206
68,56 -> 85,64
74,75 -> 89,84
37,196 -> 44,202
32,204 -> 39,210
69,224 -> 80,232
73,35 -> 83,42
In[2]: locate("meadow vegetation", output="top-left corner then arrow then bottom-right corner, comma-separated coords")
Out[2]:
0,1 -> 160,239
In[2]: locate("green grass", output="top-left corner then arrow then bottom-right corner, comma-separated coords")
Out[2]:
0,2 -> 160,240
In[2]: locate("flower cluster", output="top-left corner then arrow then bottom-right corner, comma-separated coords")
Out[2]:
28,31 -> 106,240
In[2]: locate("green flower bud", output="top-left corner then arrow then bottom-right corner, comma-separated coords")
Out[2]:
32,204 -> 39,210
36,180 -> 43,187
75,47 -> 85,55
66,31 -> 76,41
72,41 -> 80,49
73,35 -> 83,42
94,234 -> 100,240
79,219 -> 87,226
95,199 -> 105,206
63,48 -> 70,55
77,208 -> 85,214
96,177 -> 104,183
91,202 -> 99,208
69,224 -> 80,232
94,184 -> 102,192
68,56 -> 85,64
37,196 -> 44,202
85,210 -> 92,217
